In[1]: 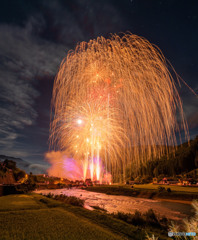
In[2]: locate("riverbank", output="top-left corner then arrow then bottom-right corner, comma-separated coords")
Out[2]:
85,184 -> 198,203
0,193 -> 169,240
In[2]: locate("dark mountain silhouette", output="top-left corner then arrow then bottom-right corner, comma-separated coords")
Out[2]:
0,155 -> 47,174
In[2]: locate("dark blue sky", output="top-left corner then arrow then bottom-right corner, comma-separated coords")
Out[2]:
0,0 -> 197,173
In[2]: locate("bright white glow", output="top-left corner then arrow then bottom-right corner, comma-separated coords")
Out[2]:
77,119 -> 82,125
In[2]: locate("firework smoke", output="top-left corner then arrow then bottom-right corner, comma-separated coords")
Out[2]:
46,151 -> 83,180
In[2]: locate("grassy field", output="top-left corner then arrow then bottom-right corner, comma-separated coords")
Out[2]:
132,184 -> 198,193
86,184 -> 198,201
0,193 -> 169,240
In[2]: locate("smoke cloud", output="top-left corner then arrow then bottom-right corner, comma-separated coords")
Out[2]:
45,151 -> 83,180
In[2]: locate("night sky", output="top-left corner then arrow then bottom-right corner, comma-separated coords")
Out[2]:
0,0 -> 197,173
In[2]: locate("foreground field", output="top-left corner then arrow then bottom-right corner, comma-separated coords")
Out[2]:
0,194 -> 169,240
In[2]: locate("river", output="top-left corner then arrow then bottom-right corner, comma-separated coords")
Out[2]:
36,188 -> 194,221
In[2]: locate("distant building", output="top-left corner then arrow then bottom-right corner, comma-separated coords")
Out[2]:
153,178 -> 158,184
93,180 -> 100,185
162,178 -> 178,185
85,178 -> 92,186
182,178 -> 197,186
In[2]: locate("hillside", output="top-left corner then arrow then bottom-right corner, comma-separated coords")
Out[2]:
0,159 -> 26,184
0,155 -> 31,172
140,136 -> 198,178
0,155 -> 48,174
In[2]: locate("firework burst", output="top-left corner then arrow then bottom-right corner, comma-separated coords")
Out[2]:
50,33 -> 188,182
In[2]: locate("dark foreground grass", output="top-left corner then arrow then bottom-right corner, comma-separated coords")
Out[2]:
0,208 -> 125,240
0,194 -> 123,240
0,194 -> 169,240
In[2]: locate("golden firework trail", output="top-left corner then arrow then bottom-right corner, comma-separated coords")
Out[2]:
50,33 -> 189,182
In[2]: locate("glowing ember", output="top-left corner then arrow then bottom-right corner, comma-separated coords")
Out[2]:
50,33 -> 188,182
